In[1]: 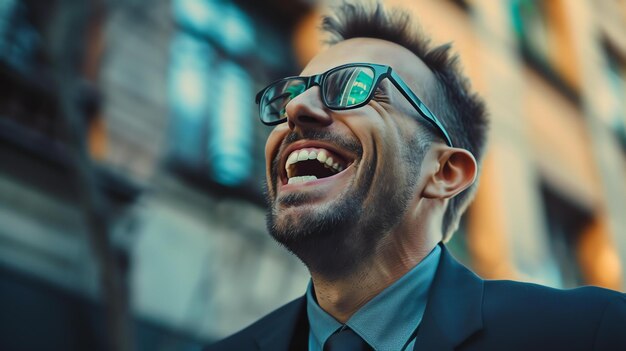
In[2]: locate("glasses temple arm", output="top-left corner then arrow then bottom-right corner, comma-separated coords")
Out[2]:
388,71 -> 453,147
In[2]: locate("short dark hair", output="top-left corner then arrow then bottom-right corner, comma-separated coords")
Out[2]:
321,2 -> 488,241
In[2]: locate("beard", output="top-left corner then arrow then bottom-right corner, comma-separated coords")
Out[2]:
265,130 -> 426,280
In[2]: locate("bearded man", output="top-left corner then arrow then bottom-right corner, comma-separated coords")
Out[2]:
207,3 -> 626,351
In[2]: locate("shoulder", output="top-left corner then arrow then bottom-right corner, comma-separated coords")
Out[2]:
204,297 -> 305,351
483,279 -> 624,311
481,279 -> 626,349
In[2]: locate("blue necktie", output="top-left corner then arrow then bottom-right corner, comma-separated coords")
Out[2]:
323,328 -> 373,351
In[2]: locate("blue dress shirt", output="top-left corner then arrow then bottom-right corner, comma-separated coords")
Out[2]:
306,245 -> 441,351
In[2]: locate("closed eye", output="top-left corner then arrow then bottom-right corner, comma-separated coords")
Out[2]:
372,88 -> 390,103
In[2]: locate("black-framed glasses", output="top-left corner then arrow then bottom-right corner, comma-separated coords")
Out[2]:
255,62 -> 453,147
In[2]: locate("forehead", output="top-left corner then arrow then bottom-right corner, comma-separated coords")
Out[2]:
301,38 -> 437,96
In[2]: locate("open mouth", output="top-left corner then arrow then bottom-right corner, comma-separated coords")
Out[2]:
281,146 -> 353,185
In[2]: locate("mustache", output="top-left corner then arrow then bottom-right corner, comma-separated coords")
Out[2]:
283,130 -> 363,157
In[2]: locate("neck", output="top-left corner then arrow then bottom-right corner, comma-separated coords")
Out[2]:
310,214 -> 440,323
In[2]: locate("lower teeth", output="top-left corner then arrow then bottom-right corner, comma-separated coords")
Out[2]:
288,175 -> 318,184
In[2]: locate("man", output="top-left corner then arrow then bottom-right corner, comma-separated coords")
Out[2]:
208,3 -> 626,351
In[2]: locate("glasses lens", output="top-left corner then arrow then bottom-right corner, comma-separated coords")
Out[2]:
323,66 -> 375,108
259,79 -> 307,124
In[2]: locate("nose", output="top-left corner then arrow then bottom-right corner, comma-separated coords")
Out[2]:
284,86 -> 333,130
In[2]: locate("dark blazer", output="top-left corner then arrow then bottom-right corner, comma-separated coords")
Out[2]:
206,244 -> 626,350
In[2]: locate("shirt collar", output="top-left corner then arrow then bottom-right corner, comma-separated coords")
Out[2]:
306,245 -> 441,351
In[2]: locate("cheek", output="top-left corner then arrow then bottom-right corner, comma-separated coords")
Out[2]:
265,127 -> 288,166
352,129 -> 403,191
369,122 -> 417,184
264,127 -> 289,191
346,109 -> 405,172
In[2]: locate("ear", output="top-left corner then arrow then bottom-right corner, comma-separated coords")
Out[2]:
423,147 -> 477,199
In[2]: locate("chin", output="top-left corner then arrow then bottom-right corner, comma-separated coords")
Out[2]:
266,190 -> 378,279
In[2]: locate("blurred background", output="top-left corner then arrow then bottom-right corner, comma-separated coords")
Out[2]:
0,0 -> 625,350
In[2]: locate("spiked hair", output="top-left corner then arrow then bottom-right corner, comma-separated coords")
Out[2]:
321,2 -> 489,240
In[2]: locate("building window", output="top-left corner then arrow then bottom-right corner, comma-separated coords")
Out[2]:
169,0 -> 259,189
510,0 -> 578,100
0,0 -> 62,145
601,44 -> 626,149
0,0 -> 41,75
541,185 -> 591,288
168,0 -> 302,198
169,31 -> 214,168
207,61 -> 253,186
511,0 -> 550,64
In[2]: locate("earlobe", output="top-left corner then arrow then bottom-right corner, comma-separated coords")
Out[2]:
423,148 -> 477,199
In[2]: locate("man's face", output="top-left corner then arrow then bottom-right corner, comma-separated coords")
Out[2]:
264,38 -> 438,278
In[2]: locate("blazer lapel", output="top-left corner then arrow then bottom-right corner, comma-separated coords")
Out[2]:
413,244 -> 484,351
255,296 -> 309,351
252,244 -> 483,351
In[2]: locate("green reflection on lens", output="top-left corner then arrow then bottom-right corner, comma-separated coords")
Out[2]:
285,83 -> 305,99
338,68 -> 372,107
348,70 -> 373,105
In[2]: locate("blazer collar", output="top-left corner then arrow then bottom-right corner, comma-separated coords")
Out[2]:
255,297 -> 309,351
253,243 -> 484,351
413,243 -> 485,351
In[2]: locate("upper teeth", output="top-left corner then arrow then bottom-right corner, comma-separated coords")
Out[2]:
285,148 -> 345,179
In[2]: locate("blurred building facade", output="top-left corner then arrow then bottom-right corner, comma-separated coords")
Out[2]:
0,0 -> 625,350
